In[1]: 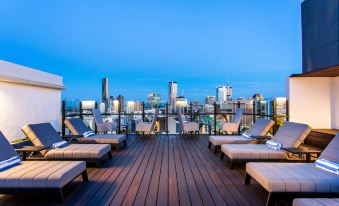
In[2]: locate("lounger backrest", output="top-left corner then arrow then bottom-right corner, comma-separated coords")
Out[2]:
176,107 -> 185,130
92,108 -> 104,124
319,133 -> 339,162
272,121 -> 311,148
247,119 -> 275,136
64,118 -> 91,135
0,131 -> 19,162
233,109 -> 242,125
22,123 -> 63,155
150,108 -> 160,131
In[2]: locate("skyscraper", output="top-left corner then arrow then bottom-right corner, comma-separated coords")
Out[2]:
117,95 -> 124,112
216,85 -> 232,104
102,78 -> 109,111
168,81 -> 178,111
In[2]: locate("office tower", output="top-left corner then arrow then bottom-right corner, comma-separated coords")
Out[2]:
168,81 -> 178,111
148,93 -> 161,108
126,101 -> 135,113
216,85 -> 232,103
117,95 -> 124,112
108,96 -> 114,112
252,93 -> 265,101
102,78 -> 108,111
193,100 -> 199,111
134,101 -> 143,112
205,96 -> 216,105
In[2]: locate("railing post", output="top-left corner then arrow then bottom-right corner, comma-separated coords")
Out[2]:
286,99 -> 289,121
252,101 -> 256,124
94,101 -> 98,134
62,100 -> 66,136
214,102 -> 217,135
118,99 -> 122,134
165,103 -> 169,135
190,102 -> 193,121
271,100 -> 276,134
79,101 -> 83,119
142,102 -> 145,122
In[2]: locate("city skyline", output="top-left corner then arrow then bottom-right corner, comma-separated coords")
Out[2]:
0,1 -> 302,101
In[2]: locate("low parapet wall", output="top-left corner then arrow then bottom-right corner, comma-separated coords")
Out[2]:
0,60 -> 63,142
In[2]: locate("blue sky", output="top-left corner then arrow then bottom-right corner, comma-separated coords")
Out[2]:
0,0 -> 303,102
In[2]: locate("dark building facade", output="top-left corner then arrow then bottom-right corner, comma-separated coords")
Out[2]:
102,78 -> 108,110
302,0 -> 339,74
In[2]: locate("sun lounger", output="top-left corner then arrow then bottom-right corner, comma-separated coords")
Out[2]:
22,123 -> 111,165
209,118 -> 274,152
92,108 -> 118,133
221,121 -> 312,168
177,107 -> 200,136
219,109 -> 243,134
293,198 -> 339,206
0,131 -> 88,203
136,108 -> 159,135
64,118 -> 127,149
244,133 -> 339,206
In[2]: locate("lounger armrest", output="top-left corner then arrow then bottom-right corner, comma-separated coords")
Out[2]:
62,135 -> 83,143
251,136 -> 271,140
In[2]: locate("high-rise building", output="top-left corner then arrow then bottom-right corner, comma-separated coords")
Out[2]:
205,96 -> 216,105
117,95 -> 124,112
126,101 -> 135,113
168,81 -> 178,111
216,85 -> 232,104
134,101 -> 144,112
148,93 -> 161,108
102,78 -> 108,111
252,94 -> 264,101
193,100 -> 200,111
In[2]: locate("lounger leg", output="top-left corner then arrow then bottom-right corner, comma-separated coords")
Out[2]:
229,160 -> 234,169
82,170 -> 89,182
108,152 -> 112,159
220,152 -> 225,160
208,141 -> 212,148
266,193 -> 276,206
96,160 -> 102,167
244,173 -> 251,184
56,188 -> 64,203
214,145 -> 220,154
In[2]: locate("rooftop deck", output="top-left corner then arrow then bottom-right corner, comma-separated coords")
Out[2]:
1,135 -> 280,206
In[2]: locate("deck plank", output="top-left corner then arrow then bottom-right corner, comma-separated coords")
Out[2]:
0,135 -> 270,206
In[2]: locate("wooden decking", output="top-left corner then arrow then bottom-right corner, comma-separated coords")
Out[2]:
0,135 -> 270,206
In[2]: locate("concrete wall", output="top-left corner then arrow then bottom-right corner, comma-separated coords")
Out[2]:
302,0 -> 339,73
288,77 -> 338,129
0,60 -> 63,142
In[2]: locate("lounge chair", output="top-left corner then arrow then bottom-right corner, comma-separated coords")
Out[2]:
219,109 -> 242,134
64,118 -> 127,150
221,121 -> 312,168
293,198 -> 339,206
176,107 -> 200,136
0,131 -> 88,203
136,108 -> 159,135
245,133 -> 339,206
92,108 -> 118,133
22,123 -> 112,166
209,118 -> 275,153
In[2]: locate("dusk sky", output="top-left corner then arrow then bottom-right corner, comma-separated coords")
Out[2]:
0,0 -> 303,102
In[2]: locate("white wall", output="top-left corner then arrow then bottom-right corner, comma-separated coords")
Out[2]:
0,60 -> 63,142
331,77 -> 339,129
288,77 -> 338,129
